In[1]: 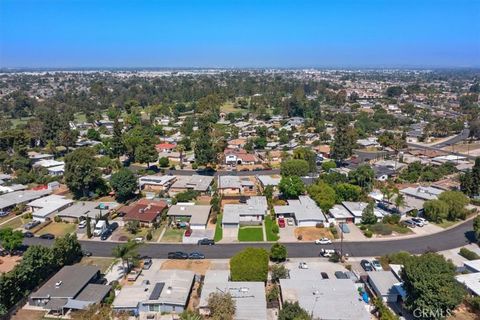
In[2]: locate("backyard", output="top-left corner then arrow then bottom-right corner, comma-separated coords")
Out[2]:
238,226 -> 264,242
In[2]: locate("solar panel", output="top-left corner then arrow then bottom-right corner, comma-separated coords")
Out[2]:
149,282 -> 165,300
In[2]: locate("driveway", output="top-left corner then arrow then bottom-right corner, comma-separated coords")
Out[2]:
221,227 -> 238,243
411,223 -> 443,236
341,223 -> 367,241
279,225 -> 297,242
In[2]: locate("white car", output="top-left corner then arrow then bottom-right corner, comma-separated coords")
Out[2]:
415,217 -> 429,225
315,238 -> 332,245
78,220 -> 87,229
299,262 -> 309,269
371,260 -> 383,271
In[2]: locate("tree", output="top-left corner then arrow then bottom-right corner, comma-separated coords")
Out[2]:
112,240 -> 140,276
321,161 -> 336,172
308,182 -> 336,211
331,114 -> 357,162
334,183 -> 362,202
350,164 -> 375,191
270,243 -> 287,262
438,191 -> 469,221
278,301 -> 312,320
126,220 -> 140,234
207,292 -> 236,320
385,86 -> 403,97
230,248 -> 269,281
52,233 -> 82,267
293,147 -> 317,173
135,144 -> 158,167
394,193 -> 405,214
86,216 -> 92,238
373,298 -> 399,320
270,264 -> 289,282
110,118 -> 125,158
158,156 -> 169,167
110,168 -> 137,202
401,252 -> 464,319
474,215 -> 480,242
0,228 -> 23,252
279,176 -> 305,199
423,199 -> 449,223
460,158 -> 480,197
281,159 -> 309,177
361,202 -> 377,225
86,128 -> 101,141
64,147 -> 103,198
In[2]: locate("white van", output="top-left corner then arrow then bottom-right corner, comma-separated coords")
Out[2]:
93,220 -> 107,237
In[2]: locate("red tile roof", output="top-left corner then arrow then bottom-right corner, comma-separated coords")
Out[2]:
121,199 -> 167,223
156,143 -> 176,151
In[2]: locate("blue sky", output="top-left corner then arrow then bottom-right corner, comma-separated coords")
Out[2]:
0,0 -> 479,68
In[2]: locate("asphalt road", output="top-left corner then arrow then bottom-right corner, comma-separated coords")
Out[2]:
23,219 -> 474,258
165,168 -> 281,177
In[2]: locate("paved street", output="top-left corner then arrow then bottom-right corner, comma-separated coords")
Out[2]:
23,218 -> 474,258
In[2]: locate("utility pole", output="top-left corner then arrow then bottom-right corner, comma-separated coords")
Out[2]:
340,222 -> 344,261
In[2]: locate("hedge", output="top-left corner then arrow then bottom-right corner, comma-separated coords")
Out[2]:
230,247 -> 269,282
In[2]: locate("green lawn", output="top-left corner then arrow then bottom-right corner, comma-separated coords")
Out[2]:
0,215 -> 31,230
238,226 -> 264,242
161,228 -> 184,242
37,222 -> 76,237
435,219 -> 458,229
265,216 -> 280,241
214,214 -> 223,242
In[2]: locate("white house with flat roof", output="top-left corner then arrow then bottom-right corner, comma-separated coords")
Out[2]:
222,196 -> 268,228
27,195 -> 74,221
274,196 -> 326,227
198,270 -> 267,320
138,175 -> 176,191
167,203 -> 212,230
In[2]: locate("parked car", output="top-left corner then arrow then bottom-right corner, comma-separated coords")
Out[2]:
78,220 -> 87,229
82,250 -> 92,257
319,248 -> 335,257
197,238 -> 215,245
320,272 -> 329,279
143,258 -> 152,269
360,259 -> 373,272
298,262 -> 309,269
24,220 -> 41,230
108,222 -> 119,231
411,218 -> 425,227
239,196 -> 248,204
402,220 -> 417,228
315,237 -> 332,245
334,271 -> 348,279
0,210 -> 9,217
415,217 -> 428,225
168,251 -> 188,259
371,260 -> 383,271
23,231 -> 34,238
39,233 -> 55,240
189,252 -> 205,259
278,217 -> 286,228
134,237 -> 144,243
100,229 -> 112,241
287,218 -> 294,226
184,229 -> 192,237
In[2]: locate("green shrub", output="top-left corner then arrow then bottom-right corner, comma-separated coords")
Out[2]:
54,215 -> 62,223
370,223 -> 393,235
459,248 -> 480,261
271,223 -> 279,234
364,230 -> 373,238
382,214 -> 401,225
146,230 -> 153,241
230,248 -> 269,281
468,296 -> 480,311
359,225 -> 367,231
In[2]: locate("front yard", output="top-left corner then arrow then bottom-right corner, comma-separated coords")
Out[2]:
265,216 -> 280,241
214,214 -> 223,242
161,228 -> 184,242
79,256 -> 115,273
36,222 -> 76,237
0,215 -> 31,230
238,226 -> 264,242
294,226 -> 333,241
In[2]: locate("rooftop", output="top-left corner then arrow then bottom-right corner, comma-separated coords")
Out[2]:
167,204 -> 212,225
256,175 -> 281,187
58,201 -> 119,219
400,186 -> 443,201
274,196 -> 325,222
223,196 -> 268,224
0,189 -> 51,210
27,195 -> 73,218
171,175 -> 214,192
121,199 -> 168,223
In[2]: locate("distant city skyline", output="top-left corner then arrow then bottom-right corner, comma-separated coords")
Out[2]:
1,0 -> 479,68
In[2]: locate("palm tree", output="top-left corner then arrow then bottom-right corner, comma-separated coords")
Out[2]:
394,193 -> 406,214
112,240 -> 140,277
176,144 -> 186,169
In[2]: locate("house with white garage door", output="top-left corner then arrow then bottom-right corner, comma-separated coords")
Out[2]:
222,196 -> 268,229
274,196 -> 326,227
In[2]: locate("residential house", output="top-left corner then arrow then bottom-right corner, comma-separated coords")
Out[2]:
167,204 -> 212,230
367,271 -> 405,303
399,186 -> 444,212
274,196 -> 326,227
328,205 -> 354,224
222,196 -> 268,229
280,269 -> 370,320
342,201 -> 385,224
0,184 -> 27,193
27,195 -> 74,221
33,159 -> 65,176
138,175 -> 176,192
218,176 -> 255,195
198,270 -> 267,320
121,199 -> 168,226
0,189 -> 51,214
224,148 -> 260,166
112,269 -> 194,316
57,201 -> 119,222
456,259 -> 480,296
29,265 -> 110,315
155,142 -> 176,153
169,175 -> 213,196
256,175 -> 281,191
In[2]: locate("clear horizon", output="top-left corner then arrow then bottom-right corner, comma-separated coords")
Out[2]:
1,0 -> 479,68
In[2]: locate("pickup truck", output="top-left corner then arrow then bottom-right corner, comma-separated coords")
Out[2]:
127,268 -> 142,281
